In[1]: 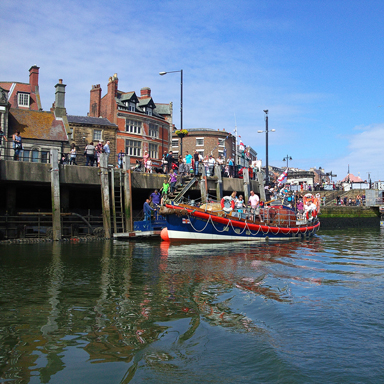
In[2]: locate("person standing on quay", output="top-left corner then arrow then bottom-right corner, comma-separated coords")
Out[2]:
12,131 -> 22,161
85,141 -> 95,166
70,143 -> 77,165
166,150 -> 174,174
103,140 -> 111,162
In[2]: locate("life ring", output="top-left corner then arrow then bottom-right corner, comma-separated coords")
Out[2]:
220,196 -> 235,212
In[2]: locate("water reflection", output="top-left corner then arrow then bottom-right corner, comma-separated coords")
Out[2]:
1,230 -> 384,383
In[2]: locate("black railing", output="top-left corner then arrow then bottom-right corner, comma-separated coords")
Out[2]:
0,149 -> 51,163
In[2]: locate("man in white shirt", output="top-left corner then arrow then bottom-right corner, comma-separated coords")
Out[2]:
248,190 -> 262,221
208,155 -> 216,176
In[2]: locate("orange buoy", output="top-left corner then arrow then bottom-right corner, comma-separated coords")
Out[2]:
160,227 -> 170,241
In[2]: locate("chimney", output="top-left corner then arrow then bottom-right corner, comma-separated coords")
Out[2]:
54,79 -> 66,118
140,87 -> 151,98
106,74 -> 118,123
29,65 -> 40,90
90,84 -> 102,117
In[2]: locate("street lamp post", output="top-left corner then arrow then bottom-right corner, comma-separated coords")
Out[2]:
283,154 -> 292,169
159,70 -> 183,155
258,110 -> 275,189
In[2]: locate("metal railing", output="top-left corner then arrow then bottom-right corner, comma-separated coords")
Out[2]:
0,212 -> 103,240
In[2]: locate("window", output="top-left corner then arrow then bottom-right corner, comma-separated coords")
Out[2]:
196,137 -> 204,146
125,139 -> 141,157
218,138 -> 225,147
129,102 -> 135,112
149,143 -> 158,159
18,93 -> 30,107
41,151 -> 49,163
22,150 -> 30,162
31,150 -> 39,163
148,124 -> 158,138
145,107 -> 152,116
218,150 -> 224,158
197,150 -> 204,157
126,120 -> 142,134
93,129 -> 102,141
172,139 -> 179,147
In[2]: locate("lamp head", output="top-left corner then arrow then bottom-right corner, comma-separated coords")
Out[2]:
257,130 -> 263,133
159,72 -> 167,76
263,109 -> 268,114
271,129 -> 275,132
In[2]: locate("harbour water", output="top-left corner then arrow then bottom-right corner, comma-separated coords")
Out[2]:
1,229 -> 384,383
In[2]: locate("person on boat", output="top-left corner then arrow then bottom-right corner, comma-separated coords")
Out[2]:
235,195 -> 246,212
248,190 -> 262,222
143,198 -> 154,221
304,200 -> 317,220
150,189 -> 161,208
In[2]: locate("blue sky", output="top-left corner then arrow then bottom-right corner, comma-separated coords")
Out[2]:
2,0 -> 384,182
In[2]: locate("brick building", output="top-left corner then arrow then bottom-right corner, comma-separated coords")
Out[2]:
67,115 -> 118,166
0,66 -> 70,162
0,65 -> 42,111
172,128 -> 236,161
89,74 -> 172,166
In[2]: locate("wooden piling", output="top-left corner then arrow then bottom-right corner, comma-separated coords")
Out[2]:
243,168 -> 250,204
257,172 -> 266,201
199,165 -> 208,204
215,164 -> 223,200
100,153 -> 111,239
50,149 -> 61,240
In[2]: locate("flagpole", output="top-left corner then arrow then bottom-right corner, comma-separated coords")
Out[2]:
234,113 -> 238,177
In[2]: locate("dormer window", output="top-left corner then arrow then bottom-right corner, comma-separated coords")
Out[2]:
18,92 -> 30,107
129,102 -> 135,112
145,107 -> 152,116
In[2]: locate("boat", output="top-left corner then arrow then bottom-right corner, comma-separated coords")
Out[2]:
159,196 -> 320,242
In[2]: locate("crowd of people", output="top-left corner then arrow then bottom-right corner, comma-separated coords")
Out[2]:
160,149 -> 239,178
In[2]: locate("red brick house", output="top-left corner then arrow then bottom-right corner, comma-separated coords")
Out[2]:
0,65 -> 42,111
0,66 -> 70,162
89,74 -> 172,166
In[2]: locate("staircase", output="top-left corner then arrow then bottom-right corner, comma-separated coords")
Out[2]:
173,176 -> 198,204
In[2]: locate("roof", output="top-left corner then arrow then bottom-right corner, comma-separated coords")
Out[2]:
341,173 -> 363,183
138,97 -> 156,108
8,108 -> 67,141
119,91 -> 138,103
155,103 -> 171,115
0,82 -> 40,110
67,115 -> 117,127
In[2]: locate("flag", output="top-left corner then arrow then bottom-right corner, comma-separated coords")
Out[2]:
277,168 -> 288,185
239,140 -> 245,151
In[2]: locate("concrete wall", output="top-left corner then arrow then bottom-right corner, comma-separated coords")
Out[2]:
0,160 -> 263,195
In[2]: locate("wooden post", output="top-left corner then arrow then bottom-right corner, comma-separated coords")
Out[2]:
215,164 -> 223,201
100,153 -> 111,239
257,172 -> 266,201
199,165 -> 208,204
123,155 -> 133,232
50,149 -> 61,241
243,168 -> 250,204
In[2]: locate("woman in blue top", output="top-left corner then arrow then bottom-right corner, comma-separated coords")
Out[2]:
12,131 -> 22,161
